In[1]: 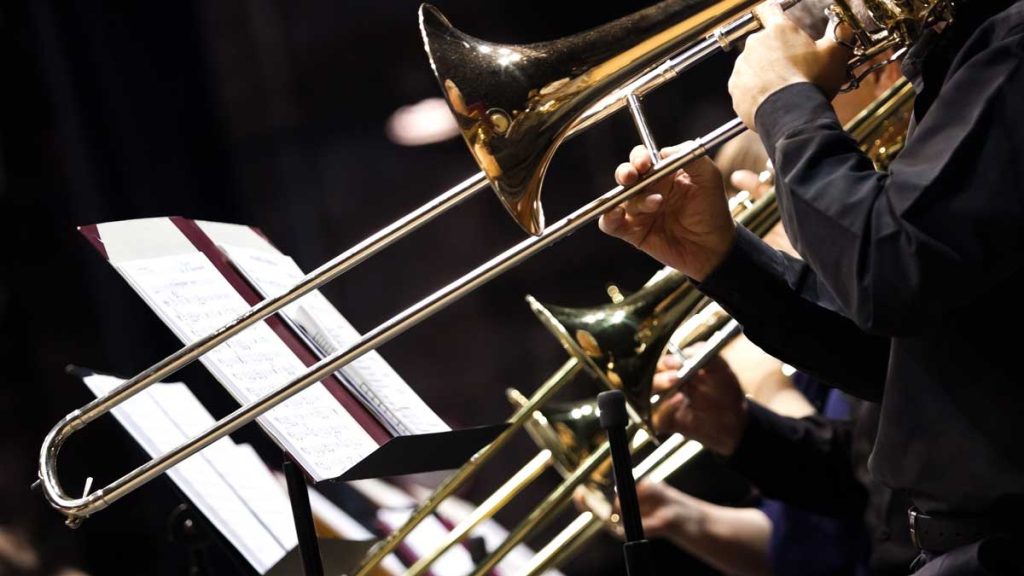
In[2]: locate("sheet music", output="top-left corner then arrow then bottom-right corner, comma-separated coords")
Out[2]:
113,251 -> 377,481
83,375 -> 291,574
217,242 -> 448,437
147,384 -> 299,548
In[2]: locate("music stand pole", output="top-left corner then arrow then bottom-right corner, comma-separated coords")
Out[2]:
283,456 -> 325,576
599,391 -> 653,576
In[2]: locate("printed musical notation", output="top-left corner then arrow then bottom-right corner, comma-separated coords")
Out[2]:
115,252 -> 377,481
218,243 -> 449,437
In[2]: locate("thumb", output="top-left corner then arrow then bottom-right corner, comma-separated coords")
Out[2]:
817,15 -> 855,61
815,35 -> 854,95
816,35 -> 853,62
753,1 -> 787,28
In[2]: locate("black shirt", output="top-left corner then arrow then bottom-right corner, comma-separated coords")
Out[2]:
731,400 -> 918,574
698,1 -> 1024,515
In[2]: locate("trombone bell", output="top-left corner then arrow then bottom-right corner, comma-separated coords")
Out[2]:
526,268 -> 706,425
509,388 -> 609,478
420,0 -> 757,235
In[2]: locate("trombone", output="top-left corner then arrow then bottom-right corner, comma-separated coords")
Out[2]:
364,5 -> 922,575
36,0 -> 939,549
503,79 -> 917,576
36,0 -> 796,526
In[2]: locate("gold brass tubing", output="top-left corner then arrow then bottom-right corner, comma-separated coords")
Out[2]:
468,428 -> 655,576
467,440 -> 617,576
350,358 -> 582,576
404,449 -> 555,576
517,512 -> 604,576
518,436 -> 700,576
648,440 -> 705,483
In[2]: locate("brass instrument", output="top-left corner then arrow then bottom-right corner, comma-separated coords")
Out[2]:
512,79 -> 916,576
36,0 -> 937,571
378,10 -> 920,576
39,0 -> 762,528
398,188 -> 774,576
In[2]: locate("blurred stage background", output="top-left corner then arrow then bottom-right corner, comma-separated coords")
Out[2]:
0,1 -> 753,574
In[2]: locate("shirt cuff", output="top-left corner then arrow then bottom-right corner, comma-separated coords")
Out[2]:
696,226 -> 786,315
754,82 -> 837,160
727,400 -> 804,476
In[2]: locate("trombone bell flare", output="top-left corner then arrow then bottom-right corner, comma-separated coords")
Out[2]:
420,0 -> 756,235
526,268 -> 706,426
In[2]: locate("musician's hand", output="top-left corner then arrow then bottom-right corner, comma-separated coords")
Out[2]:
574,481 -> 702,543
635,480 -> 704,541
651,351 -> 748,456
729,169 -> 772,200
599,145 -> 736,282
729,2 -> 852,129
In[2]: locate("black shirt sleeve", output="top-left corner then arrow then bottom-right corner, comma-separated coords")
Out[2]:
698,227 -> 890,401
728,401 -> 867,518
754,30 -> 1024,337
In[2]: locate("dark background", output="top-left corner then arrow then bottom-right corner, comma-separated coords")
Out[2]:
0,1 -> 750,574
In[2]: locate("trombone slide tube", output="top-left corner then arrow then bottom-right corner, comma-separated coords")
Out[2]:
469,439 -> 623,576
570,0 -> 800,136
38,171 -> 488,524
516,436 -> 697,576
404,450 -> 555,576
350,358 -> 582,576
40,116 -> 746,524
518,512 -> 604,576
38,0 -> 787,526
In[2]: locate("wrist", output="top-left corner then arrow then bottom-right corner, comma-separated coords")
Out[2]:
671,495 -> 708,542
688,222 -> 738,283
718,397 -> 750,457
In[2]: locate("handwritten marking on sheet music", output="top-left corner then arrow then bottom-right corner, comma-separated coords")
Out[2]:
220,245 -> 449,437
115,253 -> 377,481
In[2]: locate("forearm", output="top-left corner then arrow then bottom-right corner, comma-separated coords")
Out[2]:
757,63 -> 1024,335
729,402 -> 867,518
698,227 -> 888,402
719,336 -> 814,418
667,493 -> 772,576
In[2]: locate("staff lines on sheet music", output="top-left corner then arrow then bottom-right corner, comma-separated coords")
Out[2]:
114,252 -> 377,480
218,243 -> 448,437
